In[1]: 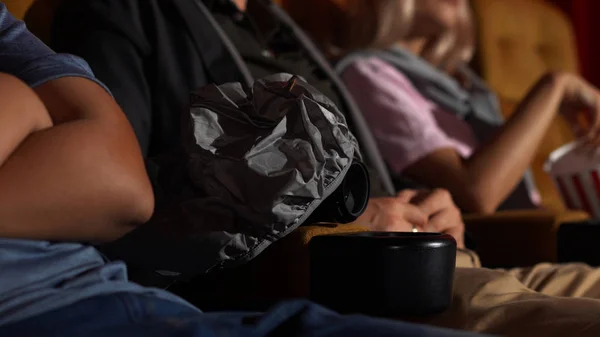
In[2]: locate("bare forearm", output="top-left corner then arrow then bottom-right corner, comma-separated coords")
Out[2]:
464,74 -> 563,211
0,117 -> 153,241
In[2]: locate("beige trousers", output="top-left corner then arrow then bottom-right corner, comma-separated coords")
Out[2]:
415,250 -> 600,336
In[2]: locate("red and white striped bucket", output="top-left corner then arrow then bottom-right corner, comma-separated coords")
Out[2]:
546,142 -> 600,219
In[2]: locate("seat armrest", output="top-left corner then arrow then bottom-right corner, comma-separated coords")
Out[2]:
171,223 -> 369,311
174,209 -> 590,309
174,224 -> 457,316
464,210 -> 589,268
558,220 -> 600,266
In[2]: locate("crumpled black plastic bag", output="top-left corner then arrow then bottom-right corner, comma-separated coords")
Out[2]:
100,74 -> 361,280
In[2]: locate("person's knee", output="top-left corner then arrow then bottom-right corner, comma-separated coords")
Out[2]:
454,267 -> 531,299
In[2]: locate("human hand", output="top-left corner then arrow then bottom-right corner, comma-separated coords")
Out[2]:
0,74 -> 52,166
552,72 -> 600,147
402,189 -> 465,248
356,191 -> 428,233
357,189 -> 465,248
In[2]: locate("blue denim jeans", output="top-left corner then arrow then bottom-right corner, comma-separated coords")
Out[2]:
0,293 -> 486,337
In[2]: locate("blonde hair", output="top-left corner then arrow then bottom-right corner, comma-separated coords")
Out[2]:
420,1 -> 474,74
280,0 -> 415,57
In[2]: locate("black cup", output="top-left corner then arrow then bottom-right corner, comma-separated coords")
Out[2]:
309,232 -> 456,317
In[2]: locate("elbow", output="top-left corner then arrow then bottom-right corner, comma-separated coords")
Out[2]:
100,165 -> 155,242
98,182 -> 154,243
460,185 -> 500,215
89,167 -> 155,243
119,172 -> 155,226
463,202 -> 497,215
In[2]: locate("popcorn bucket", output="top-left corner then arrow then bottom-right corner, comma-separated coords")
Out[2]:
545,142 -> 600,219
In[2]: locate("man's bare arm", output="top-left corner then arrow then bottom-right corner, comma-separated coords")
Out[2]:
0,74 -> 52,165
0,76 -> 154,242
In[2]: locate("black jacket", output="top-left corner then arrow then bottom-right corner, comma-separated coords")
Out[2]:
52,0 -> 395,198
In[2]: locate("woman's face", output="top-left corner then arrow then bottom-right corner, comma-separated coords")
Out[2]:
413,0 -> 464,36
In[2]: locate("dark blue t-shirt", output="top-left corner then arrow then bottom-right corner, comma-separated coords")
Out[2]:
0,4 -> 198,326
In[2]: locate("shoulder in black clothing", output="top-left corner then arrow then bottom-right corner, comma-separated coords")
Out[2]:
52,0 -> 393,197
52,0 -> 240,157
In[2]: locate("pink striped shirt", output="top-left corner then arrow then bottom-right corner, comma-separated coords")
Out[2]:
341,57 -> 478,174
341,57 -> 542,205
